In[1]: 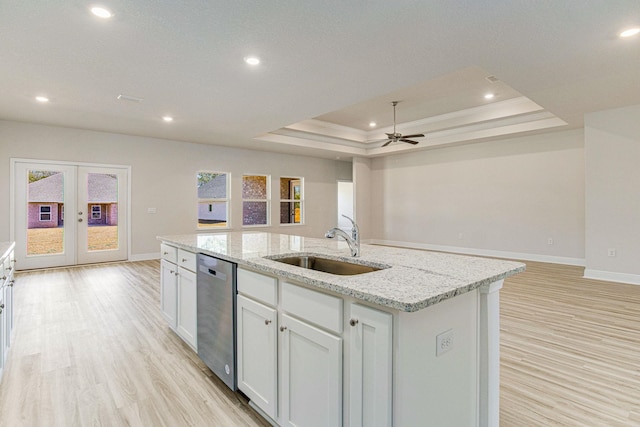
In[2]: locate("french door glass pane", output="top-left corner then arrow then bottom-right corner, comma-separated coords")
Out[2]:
27,170 -> 64,255
86,173 -> 119,251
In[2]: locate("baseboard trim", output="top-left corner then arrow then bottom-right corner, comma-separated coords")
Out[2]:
368,239 -> 586,266
583,269 -> 640,286
129,252 -> 160,262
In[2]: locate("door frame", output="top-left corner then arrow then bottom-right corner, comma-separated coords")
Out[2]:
9,158 -> 132,268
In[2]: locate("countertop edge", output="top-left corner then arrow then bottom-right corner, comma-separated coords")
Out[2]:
157,234 -> 525,313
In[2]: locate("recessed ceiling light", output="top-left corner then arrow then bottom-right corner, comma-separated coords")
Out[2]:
91,6 -> 113,18
484,93 -> 495,100
244,56 -> 260,66
369,122 -> 377,128
35,96 -> 49,103
162,116 -> 174,122
619,27 -> 640,38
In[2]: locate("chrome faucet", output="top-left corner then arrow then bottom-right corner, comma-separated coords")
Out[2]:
325,215 -> 360,257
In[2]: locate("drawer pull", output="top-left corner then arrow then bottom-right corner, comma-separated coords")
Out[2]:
182,258 -> 188,262
349,318 -> 359,327
265,319 -> 272,325
9,280 -> 14,287
163,251 -> 169,255
279,326 -> 287,332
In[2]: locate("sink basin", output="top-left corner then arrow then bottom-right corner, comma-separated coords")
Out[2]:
269,255 -> 384,276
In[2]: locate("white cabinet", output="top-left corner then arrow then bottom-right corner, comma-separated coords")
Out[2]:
280,313 -> 342,427
0,243 -> 15,381
176,265 -> 197,350
159,244 -> 197,351
237,294 -> 277,419
160,259 -> 178,328
348,304 -> 393,427
237,268 -> 345,427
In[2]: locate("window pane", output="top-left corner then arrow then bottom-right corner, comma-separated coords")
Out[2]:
198,201 -> 228,227
87,173 -> 119,251
243,175 -> 267,199
243,201 -> 268,225
198,173 -> 227,198
280,202 -> 301,224
27,171 -> 64,255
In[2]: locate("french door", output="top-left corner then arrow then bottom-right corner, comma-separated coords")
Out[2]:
12,160 -> 129,270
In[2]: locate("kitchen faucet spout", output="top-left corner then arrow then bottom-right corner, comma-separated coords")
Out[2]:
325,215 -> 360,257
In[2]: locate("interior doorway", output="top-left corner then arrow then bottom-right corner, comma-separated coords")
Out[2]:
12,159 -> 129,270
337,180 -> 354,232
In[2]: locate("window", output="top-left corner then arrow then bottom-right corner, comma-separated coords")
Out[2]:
39,205 -> 51,221
91,205 -> 102,219
280,177 -> 303,225
197,172 -> 229,228
242,174 -> 269,226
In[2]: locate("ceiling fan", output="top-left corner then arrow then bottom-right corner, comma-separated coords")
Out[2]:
381,101 -> 424,147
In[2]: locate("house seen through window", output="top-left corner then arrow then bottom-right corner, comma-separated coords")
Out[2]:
242,174 -> 269,226
197,172 -> 229,228
280,177 -> 303,224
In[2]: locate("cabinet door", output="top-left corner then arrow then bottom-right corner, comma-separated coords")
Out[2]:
177,267 -> 197,350
0,289 -> 5,374
237,295 -> 277,419
349,304 -> 393,427
160,259 -> 178,329
280,313 -> 342,427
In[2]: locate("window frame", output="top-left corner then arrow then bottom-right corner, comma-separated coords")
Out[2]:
39,205 -> 52,222
197,171 -> 230,230
279,176 -> 304,226
242,173 -> 271,227
91,204 -> 102,220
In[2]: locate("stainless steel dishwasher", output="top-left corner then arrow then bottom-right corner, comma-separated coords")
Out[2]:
197,253 -> 237,390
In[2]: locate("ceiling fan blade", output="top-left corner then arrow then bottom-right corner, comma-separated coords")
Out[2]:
381,139 -> 393,147
401,133 -> 425,139
400,139 -> 419,145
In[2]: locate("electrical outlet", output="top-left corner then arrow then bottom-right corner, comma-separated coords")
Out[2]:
548,238 -> 553,245
608,248 -> 616,257
436,329 -> 454,356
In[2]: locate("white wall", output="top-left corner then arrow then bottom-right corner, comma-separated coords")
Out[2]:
0,120 -> 351,259
584,104 -> 640,284
370,129 -> 585,264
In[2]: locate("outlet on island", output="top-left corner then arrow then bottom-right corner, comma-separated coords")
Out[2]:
436,329 -> 454,356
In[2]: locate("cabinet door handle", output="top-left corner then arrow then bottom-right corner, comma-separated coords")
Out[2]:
163,251 -> 169,255
349,319 -> 359,327
182,258 -> 188,262
0,303 -> 4,309
279,326 -> 287,332
9,280 -> 14,287
265,319 -> 272,325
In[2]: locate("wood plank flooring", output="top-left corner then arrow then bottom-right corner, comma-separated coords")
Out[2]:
501,261 -> 640,426
1,260 -> 639,426
0,261 -> 270,427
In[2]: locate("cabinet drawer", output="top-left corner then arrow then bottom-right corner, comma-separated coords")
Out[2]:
281,281 -> 343,334
160,243 -> 177,263
177,249 -> 197,272
238,268 -> 277,306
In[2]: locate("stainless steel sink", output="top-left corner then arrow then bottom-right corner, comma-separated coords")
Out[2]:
269,255 -> 384,276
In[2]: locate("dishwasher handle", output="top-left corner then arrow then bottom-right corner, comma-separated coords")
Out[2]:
199,264 -> 228,281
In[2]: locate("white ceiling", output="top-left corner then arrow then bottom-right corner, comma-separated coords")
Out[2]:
1,1 -> 639,159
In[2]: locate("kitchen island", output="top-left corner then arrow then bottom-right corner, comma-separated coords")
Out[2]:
158,231 -> 524,427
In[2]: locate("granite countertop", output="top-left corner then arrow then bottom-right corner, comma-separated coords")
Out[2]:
157,232 -> 525,312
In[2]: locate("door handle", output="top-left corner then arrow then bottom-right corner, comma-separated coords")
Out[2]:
78,211 -> 83,215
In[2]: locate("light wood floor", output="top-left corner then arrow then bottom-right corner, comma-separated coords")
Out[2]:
1,260 -> 639,426
501,261 -> 640,426
0,261 -> 270,427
